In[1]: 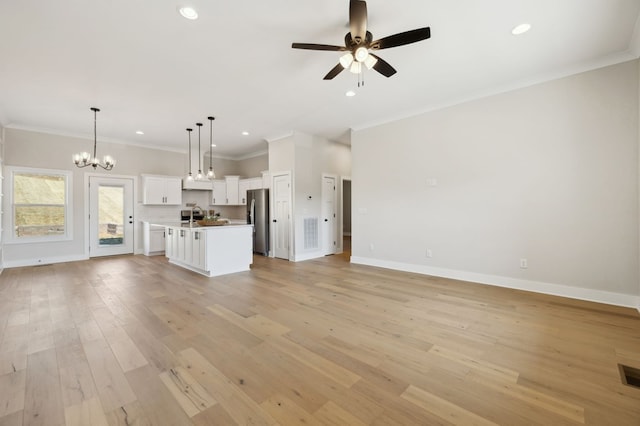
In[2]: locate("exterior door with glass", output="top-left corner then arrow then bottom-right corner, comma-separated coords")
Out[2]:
89,176 -> 134,257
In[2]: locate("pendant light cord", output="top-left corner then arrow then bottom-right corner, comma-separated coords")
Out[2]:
93,108 -> 97,160
208,116 -> 215,172
186,128 -> 193,176
196,123 -> 203,175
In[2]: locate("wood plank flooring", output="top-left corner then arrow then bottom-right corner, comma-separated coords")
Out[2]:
0,248 -> 639,425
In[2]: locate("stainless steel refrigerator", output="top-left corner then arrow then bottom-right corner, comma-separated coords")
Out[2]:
246,188 -> 269,256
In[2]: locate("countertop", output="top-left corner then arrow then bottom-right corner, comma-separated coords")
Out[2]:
148,221 -> 252,229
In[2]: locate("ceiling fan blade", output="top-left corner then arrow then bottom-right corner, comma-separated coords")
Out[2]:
323,63 -> 345,80
370,54 -> 397,78
292,43 -> 347,51
349,0 -> 368,44
371,27 -> 431,50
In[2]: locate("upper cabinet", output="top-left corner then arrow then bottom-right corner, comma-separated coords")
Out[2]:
211,180 -> 227,205
238,177 -> 262,205
211,175 -> 265,205
142,175 -> 182,205
225,176 -> 240,205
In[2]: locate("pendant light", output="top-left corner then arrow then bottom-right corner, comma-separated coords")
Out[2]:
73,107 -> 115,170
207,116 -> 216,179
185,128 -> 194,181
196,122 -> 203,180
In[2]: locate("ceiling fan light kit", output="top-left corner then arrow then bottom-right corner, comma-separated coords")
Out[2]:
292,0 -> 431,82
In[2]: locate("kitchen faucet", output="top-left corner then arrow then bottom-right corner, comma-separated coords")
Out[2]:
186,202 -> 203,226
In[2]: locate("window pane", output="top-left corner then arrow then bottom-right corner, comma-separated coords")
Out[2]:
15,205 -> 65,237
14,173 -> 65,204
99,186 -> 124,245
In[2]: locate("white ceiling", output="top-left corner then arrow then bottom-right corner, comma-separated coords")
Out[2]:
1,0 -> 639,159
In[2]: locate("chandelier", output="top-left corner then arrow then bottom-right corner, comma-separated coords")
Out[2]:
72,107 -> 115,170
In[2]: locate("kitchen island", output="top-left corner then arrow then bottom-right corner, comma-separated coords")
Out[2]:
154,222 -> 253,277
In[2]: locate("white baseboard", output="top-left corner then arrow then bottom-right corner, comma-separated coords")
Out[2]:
350,256 -> 640,310
293,251 -> 324,262
4,254 -> 89,268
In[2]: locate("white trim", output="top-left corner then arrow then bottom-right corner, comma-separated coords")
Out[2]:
293,251 -> 323,262
4,123 -> 186,154
350,256 -> 640,309
340,176 -> 352,251
351,53 -> 637,134
84,173 -> 138,258
265,131 -> 294,144
321,173 -> 338,256
4,166 -> 73,244
270,171 -> 293,261
4,254 -> 88,268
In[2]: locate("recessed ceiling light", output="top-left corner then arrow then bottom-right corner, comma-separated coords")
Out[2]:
135,130 -> 144,135
346,90 -> 356,97
242,131 -> 249,136
511,23 -> 531,35
178,6 -> 198,20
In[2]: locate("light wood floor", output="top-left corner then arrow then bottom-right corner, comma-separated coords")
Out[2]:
0,247 -> 639,425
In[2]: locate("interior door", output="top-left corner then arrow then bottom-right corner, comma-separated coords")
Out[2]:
89,176 -> 134,257
272,174 -> 291,260
321,175 -> 337,255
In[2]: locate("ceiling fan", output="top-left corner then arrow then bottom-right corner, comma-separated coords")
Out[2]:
292,0 -> 431,81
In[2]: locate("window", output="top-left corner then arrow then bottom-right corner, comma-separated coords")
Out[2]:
7,167 -> 72,242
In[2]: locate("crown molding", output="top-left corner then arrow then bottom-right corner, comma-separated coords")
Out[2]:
5,123 -> 186,153
351,51 -> 637,133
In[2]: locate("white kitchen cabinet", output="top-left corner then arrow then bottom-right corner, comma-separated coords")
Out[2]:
161,224 -> 252,277
211,176 -> 241,205
143,222 -> 167,256
226,176 -> 240,205
165,227 -> 177,258
191,229 -> 206,269
176,228 -> 188,263
211,180 -> 227,205
238,177 -> 262,205
142,175 -> 182,205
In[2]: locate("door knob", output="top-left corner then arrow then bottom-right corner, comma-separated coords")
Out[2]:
324,219 -> 328,222
273,219 -> 277,223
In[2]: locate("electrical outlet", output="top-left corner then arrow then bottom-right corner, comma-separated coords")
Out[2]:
520,258 -> 528,269
426,249 -> 433,258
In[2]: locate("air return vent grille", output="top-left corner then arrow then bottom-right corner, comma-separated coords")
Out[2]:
303,217 -> 319,250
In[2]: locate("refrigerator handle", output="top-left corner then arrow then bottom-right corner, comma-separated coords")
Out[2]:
249,198 -> 255,226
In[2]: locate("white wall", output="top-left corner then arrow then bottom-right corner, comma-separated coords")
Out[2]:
1,128 -> 256,266
352,60 -> 639,308
267,132 -> 351,261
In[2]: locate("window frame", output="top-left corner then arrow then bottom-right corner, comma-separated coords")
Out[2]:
5,166 -> 73,244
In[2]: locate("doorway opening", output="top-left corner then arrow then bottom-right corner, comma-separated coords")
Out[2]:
88,176 -> 134,257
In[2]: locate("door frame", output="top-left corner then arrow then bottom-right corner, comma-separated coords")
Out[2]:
340,175 -> 351,255
321,173 -> 338,256
270,171 -> 293,260
84,173 -> 138,258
